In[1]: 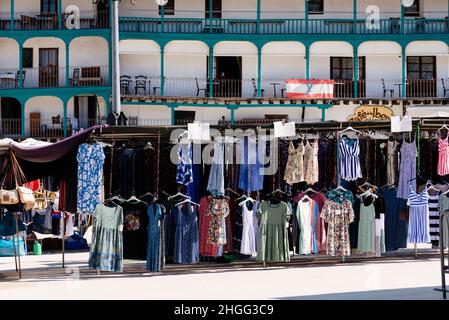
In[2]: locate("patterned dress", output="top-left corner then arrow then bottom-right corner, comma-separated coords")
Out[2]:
77,143 -> 105,214
174,203 -> 199,264
438,135 -> 449,176
338,138 -> 362,181
320,200 -> 355,257
303,140 -> 319,185
407,187 -> 431,244
147,204 -> 162,272
88,204 -> 124,272
284,141 -> 304,185
386,140 -> 399,186
176,143 -> 193,185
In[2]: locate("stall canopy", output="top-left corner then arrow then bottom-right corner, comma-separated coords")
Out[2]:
406,106 -> 449,118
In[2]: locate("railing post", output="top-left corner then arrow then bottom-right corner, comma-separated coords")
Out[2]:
160,46 -> 165,96
10,0 -> 14,30
161,4 -> 165,33
305,44 -> 310,79
65,42 -> 70,87
321,107 -> 326,122
230,108 -> 235,125
353,0 -> 357,33
257,46 -> 262,97
108,39 -> 112,85
256,0 -> 261,34
170,105 -> 175,125
402,46 -> 406,98
209,46 -> 214,97
353,46 -> 358,98
18,44 -> 23,89
63,100 -> 68,137
58,0 -> 62,29
305,0 -> 309,34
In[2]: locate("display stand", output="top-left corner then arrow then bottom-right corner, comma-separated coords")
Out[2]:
12,229 -> 18,272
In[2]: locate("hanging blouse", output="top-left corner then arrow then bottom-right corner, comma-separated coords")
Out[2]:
77,143 -> 105,214
303,140 -> 319,185
176,143 -> 193,186
284,141 -> 304,185
438,134 -> 449,176
338,138 -> 362,181
320,200 -> 354,257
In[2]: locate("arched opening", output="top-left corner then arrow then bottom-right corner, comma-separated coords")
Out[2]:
0,97 -> 21,136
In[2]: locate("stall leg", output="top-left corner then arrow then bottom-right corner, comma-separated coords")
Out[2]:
12,232 -> 18,272
414,243 -> 418,259
62,212 -> 66,268
15,215 -> 22,280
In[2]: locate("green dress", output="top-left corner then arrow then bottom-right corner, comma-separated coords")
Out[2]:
357,203 -> 376,254
256,201 -> 291,263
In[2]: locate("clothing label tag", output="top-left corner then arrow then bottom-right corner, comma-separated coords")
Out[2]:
188,122 -> 210,141
391,116 -> 412,132
274,121 -> 296,138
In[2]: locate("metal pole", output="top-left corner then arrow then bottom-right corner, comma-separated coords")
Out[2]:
305,0 -> 308,33
209,46 -> 214,98
353,47 -> 358,98
353,0 -> 357,33
402,46 -> 406,98
111,0 -> 121,114
256,0 -> 261,34
15,214 -> 22,279
62,212 -> 66,268
209,0 -> 213,33
257,47 -> 262,97
10,0 -> 14,30
12,228 -> 18,272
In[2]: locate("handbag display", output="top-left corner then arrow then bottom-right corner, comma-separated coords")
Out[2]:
10,151 -> 35,211
0,161 -> 19,205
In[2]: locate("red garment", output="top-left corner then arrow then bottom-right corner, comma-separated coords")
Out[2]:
198,196 -> 219,257
294,192 -> 327,253
25,180 -> 40,191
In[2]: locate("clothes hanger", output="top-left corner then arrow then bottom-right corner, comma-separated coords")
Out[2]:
126,192 -> 147,205
225,187 -> 239,196
175,198 -> 200,207
339,126 -> 363,136
238,196 -> 256,206
304,187 -> 318,195
168,192 -> 190,201
357,189 -> 378,199
334,185 -> 349,192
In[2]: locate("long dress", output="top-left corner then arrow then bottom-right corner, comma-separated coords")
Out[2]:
240,203 -> 257,256
407,187 -> 431,244
357,202 -> 376,254
88,204 -> 124,272
320,200 -> 354,257
397,140 -> 417,200
303,140 -> 319,185
256,201 -> 291,262
386,140 -> 399,186
284,141 -> 304,185
147,204 -> 162,272
296,198 -> 319,255
174,203 -> 199,264
438,135 -> 449,176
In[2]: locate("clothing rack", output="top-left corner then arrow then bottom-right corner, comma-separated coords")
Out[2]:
436,210 -> 449,299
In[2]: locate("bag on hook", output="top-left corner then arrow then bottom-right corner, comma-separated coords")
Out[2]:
10,151 -> 35,210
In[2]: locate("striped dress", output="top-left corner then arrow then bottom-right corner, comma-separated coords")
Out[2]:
428,193 -> 441,247
338,138 -> 362,181
438,136 -> 449,176
407,187 -> 431,244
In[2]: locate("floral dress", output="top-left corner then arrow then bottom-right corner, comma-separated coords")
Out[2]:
77,143 -> 105,214
303,140 -> 319,185
284,141 -> 304,185
320,199 -> 354,257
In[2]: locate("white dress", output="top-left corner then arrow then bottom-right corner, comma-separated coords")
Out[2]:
240,204 -> 257,256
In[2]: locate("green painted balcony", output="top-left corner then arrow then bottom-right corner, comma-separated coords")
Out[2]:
119,16 -> 449,35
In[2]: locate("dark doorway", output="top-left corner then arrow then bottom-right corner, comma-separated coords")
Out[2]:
174,110 -> 195,125
330,56 -> 366,98
407,56 -> 436,97
1,98 -> 21,135
96,0 -> 110,28
209,56 -> 242,97
205,0 -> 222,18
40,0 -> 58,29
74,96 -> 99,130
39,48 -> 59,87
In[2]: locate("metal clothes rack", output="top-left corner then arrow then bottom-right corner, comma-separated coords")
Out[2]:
436,210 -> 449,299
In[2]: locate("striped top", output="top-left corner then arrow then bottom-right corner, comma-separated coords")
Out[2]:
438,136 -> 449,176
428,193 -> 441,242
339,138 -> 362,181
408,187 -> 429,206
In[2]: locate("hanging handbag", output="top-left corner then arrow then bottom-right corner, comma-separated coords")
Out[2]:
0,161 -> 19,205
11,151 -> 35,210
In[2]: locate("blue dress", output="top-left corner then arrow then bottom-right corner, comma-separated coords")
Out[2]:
174,204 -> 199,264
407,187 -> 431,243
176,143 -> 193,185
207,142 -> 225,196
238,136 -> 264,192
76,143 -> 105,214
147,204 -> 162,272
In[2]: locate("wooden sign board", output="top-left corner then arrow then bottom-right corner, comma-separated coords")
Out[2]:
347,105 -> 393,122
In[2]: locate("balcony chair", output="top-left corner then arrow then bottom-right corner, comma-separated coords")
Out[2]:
251,78 -> 265,98
20,15 -> 38,30
152,83 -> 161,95
442,79 -> 449,98
281,88 -> 287,98
134,75 -> 148,95
381,79 -> 394,98
415,17 -> 426,33
195,77 -> 207,97
70,68 -> 80,86
120,75 -> 131,95
14,70 -> 26,88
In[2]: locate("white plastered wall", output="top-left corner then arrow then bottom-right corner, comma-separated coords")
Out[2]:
24,96 -> 63,136
23,37 -> 66,88
69,36 -> 109,82
122,105 -> 171,125
0,38 -> 19,68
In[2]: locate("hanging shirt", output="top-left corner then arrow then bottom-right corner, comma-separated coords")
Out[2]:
121,201 -> 149,260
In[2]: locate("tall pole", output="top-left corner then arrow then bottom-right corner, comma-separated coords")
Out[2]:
111,0 -> 121,113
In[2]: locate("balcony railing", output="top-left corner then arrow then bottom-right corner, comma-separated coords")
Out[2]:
0,11 -> 109,31
120,77 -> 449,99
0,66 -> 109,89
119,16 -> 449,35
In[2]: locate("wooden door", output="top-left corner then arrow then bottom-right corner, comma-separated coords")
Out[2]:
39,48 -> 59,87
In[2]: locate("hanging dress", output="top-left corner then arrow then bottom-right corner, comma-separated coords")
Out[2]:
303,140 -> 319,185
240,202 -> 257,256
357,200 -> 376,254
174,203 -> 199,264
397,139 -> 417,200
438,134 -> 449,176
407,187 -> 431,244
338,138 -> 362,181
88,204 -> 124,272
147,204 -> 162,272
428,192 -> 440,248
284,141 -> 304,185
176,143 -> 193,186
296,197 -> 319,255
386,139 -> 399,186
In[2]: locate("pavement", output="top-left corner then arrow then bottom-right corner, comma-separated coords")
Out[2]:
0,251 -> 446,300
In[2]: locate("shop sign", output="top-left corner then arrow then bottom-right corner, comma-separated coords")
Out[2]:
347,105 -> 393,122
